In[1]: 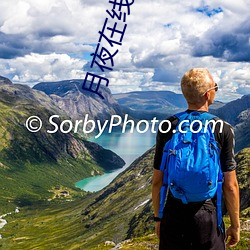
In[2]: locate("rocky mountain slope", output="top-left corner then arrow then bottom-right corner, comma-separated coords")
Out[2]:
234,108 -> 250,152
213,94 -> 250,126
212,94 -> 250,152
33,79 -> 124,123
0,79 -> 124,212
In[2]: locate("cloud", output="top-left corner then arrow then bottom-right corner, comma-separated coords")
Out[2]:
0,0 -> 249,101
0,53 -> 87,86
192,18 -> 250,62
0,0 -> 107,58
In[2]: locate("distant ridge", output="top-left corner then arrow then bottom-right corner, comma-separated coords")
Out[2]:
114,90 -> 225,120
114,90 -> 186,110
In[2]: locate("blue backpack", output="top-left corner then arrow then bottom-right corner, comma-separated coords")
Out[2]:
158,111 -> 223,228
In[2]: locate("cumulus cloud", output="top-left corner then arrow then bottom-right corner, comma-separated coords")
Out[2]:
0,0 -> 106,57
0,0 -> 249,101
0,53 -> 87,86
192,18 -> 250,62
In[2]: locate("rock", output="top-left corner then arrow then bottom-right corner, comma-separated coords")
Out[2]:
105,240 -> 116,247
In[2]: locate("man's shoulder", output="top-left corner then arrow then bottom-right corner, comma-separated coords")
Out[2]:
160,115 -> 179,131
163,115 -> 179,122
211,116 -> 234,133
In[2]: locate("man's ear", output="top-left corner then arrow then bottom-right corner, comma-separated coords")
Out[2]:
204,92 -> 209,100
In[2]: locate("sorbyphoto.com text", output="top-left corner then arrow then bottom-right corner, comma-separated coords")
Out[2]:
25,114 -> 224,138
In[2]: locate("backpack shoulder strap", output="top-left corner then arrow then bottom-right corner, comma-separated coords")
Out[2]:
201,112 -> 217,120
173,111 -> 189,121
201,112 -> 223,230
174,111 -> 217,121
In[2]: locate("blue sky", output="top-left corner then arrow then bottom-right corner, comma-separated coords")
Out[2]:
0,0 -> 249,102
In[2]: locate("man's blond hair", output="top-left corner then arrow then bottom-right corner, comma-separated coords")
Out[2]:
181,68 -> 214,104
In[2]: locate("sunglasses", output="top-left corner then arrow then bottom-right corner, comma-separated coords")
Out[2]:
203,83 -> 218,95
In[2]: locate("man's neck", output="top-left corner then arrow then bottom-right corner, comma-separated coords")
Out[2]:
187,103 -> 209,112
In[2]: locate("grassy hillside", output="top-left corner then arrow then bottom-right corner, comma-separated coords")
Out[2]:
0,84 -> 124,213
1,147 -> 249,249
0,199 -> 89,249
0,148 -> 155,249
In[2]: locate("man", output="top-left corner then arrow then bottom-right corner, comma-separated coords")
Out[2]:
152,68 -> 240,249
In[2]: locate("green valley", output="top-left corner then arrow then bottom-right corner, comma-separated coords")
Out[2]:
0,82 -> 124,214
0,147 -> 249,249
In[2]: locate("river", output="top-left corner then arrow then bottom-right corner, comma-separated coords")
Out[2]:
75,129 -> 156,192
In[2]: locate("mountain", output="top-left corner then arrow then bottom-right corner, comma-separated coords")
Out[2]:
32,79 -> 250,151
32,82 -> 228,122
213,94 -> 250,125
0,77 -> 249,249
209,100 -> 225,110
0,147 -> 155,249
0,75 -> 12,85
211,94 -> 250,152
79,147 -> 155,248
114,91 -> 225,120
0,80 -> 125,212
114,91 -> 186,119
114,91 -> 249,124
33,79 -> 124,123
234,109 -> 250,152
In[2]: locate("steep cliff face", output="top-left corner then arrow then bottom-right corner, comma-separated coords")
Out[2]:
33,79 -> 124,122
208,95 -> 250,152
214,95 -> 250,125
234,109 -> 250,152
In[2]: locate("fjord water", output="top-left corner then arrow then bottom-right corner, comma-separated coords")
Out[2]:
75,129 -> 156,192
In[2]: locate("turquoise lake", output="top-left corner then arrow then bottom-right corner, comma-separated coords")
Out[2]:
75,129 -> 156,192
